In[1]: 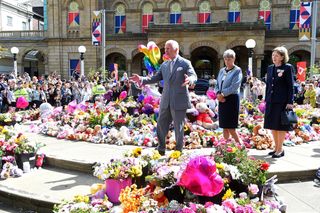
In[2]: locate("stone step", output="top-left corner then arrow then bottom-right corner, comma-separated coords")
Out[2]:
0,167 -> 99,213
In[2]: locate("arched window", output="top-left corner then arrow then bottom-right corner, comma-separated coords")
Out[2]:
258,0 -> 271,30
228,0 -> 241,23
68,1 -> 80,27
198,1 -> 211,24
170,2 -> 182,24
290,0 -> 301,29
115,4 -> 126,34
142,3 -> 153,33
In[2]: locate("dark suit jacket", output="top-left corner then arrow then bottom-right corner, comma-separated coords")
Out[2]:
265,63 -> 295,104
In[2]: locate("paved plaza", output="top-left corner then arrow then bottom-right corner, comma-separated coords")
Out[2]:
0,124 -> 319,212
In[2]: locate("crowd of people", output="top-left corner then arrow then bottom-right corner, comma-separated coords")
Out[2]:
0,71 -> 138,113
0,41 -> 318,159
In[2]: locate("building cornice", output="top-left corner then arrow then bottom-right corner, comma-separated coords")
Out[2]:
146,21 -> 266,33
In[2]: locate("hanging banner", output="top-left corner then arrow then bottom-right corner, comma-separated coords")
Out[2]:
43,0 -> 47,30
92,11 -> 102,46
299,2 -> 312,41
297,61 -> 307,82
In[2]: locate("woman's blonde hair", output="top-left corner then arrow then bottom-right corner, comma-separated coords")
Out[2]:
273,46 -> 289,63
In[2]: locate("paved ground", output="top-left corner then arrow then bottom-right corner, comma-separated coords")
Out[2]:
0,124 -> 318,212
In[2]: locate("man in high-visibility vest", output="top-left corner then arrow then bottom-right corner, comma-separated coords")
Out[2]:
92,81 -> 106,102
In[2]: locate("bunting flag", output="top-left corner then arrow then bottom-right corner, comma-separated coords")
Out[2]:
142,14 -> 153,33
198,13 -> 211,24
297,61 -> 307,82
92,11 -> 102,46
299,2 -> 312,41
258,10 -> 271,30
289,8 -> 300,29
68,12 -> 80,27
115,15 -> 126,34
109,63 -> 118,81
70,59 -> 80,77
228,11 -> 240,23
170,13 -> 182,24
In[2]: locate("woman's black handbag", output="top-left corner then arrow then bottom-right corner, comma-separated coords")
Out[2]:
281,110 -> 298,125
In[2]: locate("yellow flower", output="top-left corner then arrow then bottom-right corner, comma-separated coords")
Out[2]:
1,128 -> 8,134
223,178 -> 229,184
152,151 -> 161,160
170,150 -> 181,159
133,147 -> 142,157
130,165 -> 142,177
141,119 -> 147,125
216,163 -> 224,170
73,195 -> 90,203
222,188 -> 234,201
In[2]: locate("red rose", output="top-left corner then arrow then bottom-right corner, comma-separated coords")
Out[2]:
261,162 -> 270,171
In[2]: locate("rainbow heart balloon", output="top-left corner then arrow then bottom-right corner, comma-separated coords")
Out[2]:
138,41 -> 162,74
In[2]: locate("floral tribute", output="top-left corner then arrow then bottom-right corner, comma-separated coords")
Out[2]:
0,125 -> 44,179
54,143 -> 285,213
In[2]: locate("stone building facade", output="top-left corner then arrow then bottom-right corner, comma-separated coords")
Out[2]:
1,0 -> 319,79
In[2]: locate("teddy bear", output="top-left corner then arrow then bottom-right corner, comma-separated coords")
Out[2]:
251,125 -> 273,150
166,131 -> 176,150
185,131 -> 202,149
195,102 -> 216,129
1,162 -> 23,179
118,126 -> 132,145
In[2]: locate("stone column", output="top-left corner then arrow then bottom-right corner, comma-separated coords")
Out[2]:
255,54 -> 264,78
127,60 -> 132,76
219,56 -> 224,68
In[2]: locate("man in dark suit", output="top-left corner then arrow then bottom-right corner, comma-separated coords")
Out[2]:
130,40 -> 197,155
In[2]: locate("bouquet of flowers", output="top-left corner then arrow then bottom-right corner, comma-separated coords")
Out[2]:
93,157 -> 144,180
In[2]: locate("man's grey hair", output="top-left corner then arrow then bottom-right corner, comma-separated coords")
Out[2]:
223,49 -> 236,58
166,40 -> 179,51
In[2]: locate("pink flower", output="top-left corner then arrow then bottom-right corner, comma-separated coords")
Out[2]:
226,147 -> 233,153
222,199 -> 237,211
248,184 -> 259,195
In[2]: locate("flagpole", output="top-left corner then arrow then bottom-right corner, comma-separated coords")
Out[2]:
102,9 -> 106,81
310,0 -> 318,73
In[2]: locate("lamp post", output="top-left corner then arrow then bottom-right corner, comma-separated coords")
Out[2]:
10,47 -> 19,77
78,45 -> 86,78
245,39 -> 256,77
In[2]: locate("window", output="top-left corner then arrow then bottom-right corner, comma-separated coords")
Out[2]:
228,0 -> 241,23
142,3 -> 153,33
115,4 -> 126,33
7,16 -> 13,26
22,22 -> 27,30
258,0 -> 271,30
39,23 -> 44,30
290,0 -> 300,29
198,1 -> 211,24
68,1 -> 80,27
170,2 -> 182,24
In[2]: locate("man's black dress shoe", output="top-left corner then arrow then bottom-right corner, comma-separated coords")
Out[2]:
272,151 -> 285,158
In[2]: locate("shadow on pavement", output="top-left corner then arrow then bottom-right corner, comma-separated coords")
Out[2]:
311,148 -> 320,158
249,154 -> 277,165
43,168 -> 94,191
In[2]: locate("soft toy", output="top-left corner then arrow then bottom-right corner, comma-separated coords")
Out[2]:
166,131 -> 176,150
196,102 -> 215,129
251,126 -> 273,150
118,126 -> 132,145
186,131 -> 202,149
153,186 -> 169,207
1,162 -> 23,179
